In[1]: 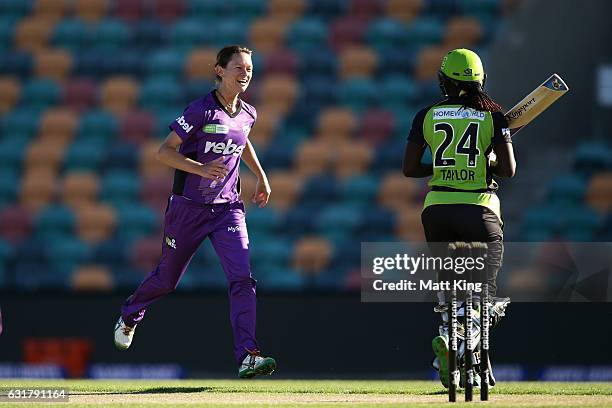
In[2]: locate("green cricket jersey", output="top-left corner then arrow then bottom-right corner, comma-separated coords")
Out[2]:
407,97 -> 511,220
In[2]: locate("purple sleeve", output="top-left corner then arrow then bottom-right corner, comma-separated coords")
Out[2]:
169,103 -> 204,142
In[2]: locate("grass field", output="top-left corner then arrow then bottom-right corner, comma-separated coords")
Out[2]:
0,380 -> 610,407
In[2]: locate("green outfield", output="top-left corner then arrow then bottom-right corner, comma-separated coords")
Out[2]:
0,380 -> 610,407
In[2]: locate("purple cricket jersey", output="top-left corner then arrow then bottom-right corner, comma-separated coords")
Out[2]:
169,91 -> 256,204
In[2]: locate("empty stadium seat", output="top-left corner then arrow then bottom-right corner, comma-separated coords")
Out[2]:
444,16 -> 484,48
119,109 -> 155,145
316,107 -> 357,141
378,173 -> 422,210
337,78 -> 379,112
61,173 -> 99,210
267,171 -> 304,212
20,169 -> 57,211
257,75 -> 299,115
348,0 -> 384,20
294,140 -> 331,177
268,0 -> 306,21
151,0 -> 186,23
366,18 -> 409,52
34,204 -> 75,240
292,236 -> 333,275
334,140 -> 372,179
77,109 -> 118,144
0,51 -> 32,78
315,204 -> 363,241
114,0 -> 146,22
385,0 -> 423,22
101,170 -> 140,207
64,140 -> 107,172
141,174 -> 172,214
248,106 -> 281,148
338,46 -> 378,79
15,16 -> 54,52
406,16 -> 444,46
287,18 -> 328,52
547,175 -> 587,206
169,19 -> 213,52
72,265 -> 113,291
574,142 -> 612,175
25,139 -> 64,172
22,78 -> 60,109
140,78 -> 184,110
0,139 -> 27,175
262,48 -> 300,76
129,236 -> 162,271
100,76 -> 139,114
47,237 -> 92,274
0,206 -> 32,243
247,207 -> 282,238
360,109 -> 396,145
395,205 -> 426,241
586,172 -> 612,214
52,19 -> 90,51
140,142 -> 173,178
116,204 -> 159,242
249,17 -> 289,54
38,108 -> 78,143
0,0 -> 31,19
74,0 -> 108,22
329,16 -> 367,51
62,78 -> 97,111
91,18 -> 129,50
185,48 -> 217,80
0,76 -> 20,113
307,0 -> 347,19
0,169 -> 19,208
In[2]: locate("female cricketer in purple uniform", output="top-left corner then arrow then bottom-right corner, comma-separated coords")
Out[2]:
114,45 -> 276,379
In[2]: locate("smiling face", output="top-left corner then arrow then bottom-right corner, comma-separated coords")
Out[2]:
215,52 -> 253,94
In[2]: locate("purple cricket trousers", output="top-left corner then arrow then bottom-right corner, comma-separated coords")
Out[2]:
121,195 -> 258,364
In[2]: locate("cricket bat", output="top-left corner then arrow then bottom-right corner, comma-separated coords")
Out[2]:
504,73 -> 569,136
488,74 -> 568,164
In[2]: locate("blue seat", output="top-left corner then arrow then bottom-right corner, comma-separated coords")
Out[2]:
103,144 -> 139,173
372,143 -> 405,174
547,175 -> 587,206
140,78 -> 184,110
367,18 -> 410,53
0,139 -> 27,173
52,19 -> 91,51
458,0 -> 502,16
381,48 -> 417,77
301,75 -> 337,107
298,48 -> 338,77
168,19 -> 214,51
562,207 -> 602,241
64,141 -> 107,172
283,203 -> 322,237
247,207 -> 282,235
21,79 -> 60,109
187,0 -> 230,18
301,176 -> 338,204
73,50 -> 105,77
0,169 -> 18,208
306,0 -> 347,20
103,49 -> 145,76
112,267 -> 146,289
91,19 -> 129,50
116,204 -> 158,242
425,0 -> 459,16
0,51 -> 32,78
131,19 -> 163,50
341,175 -> 379,205
315,204 -> 363,241
255,267 -> 305,290
147,48 -> 186,79
47,238 -> 92,275
574,142 -> 612,175
379,75 -> 418,108
357,208 -> 396,239
101,170 -> 140,207
14,261 -> 69,290
522,205 -> 565,235
150,108 -> 182,136
0,239 -> 14,282
406,17 -> 444,45
94,240 -> 129,268
261,143 -> 294,170
0,17 -> 16,51
231,0 -> 267,19
0,0 -> 31,18
214,19 -> 247,48
287,18 -> 328,53
34,205 -> 75,240
1,108 -> 41,141
337,78 -> 378,112
185,80 -> 215,103
77,110 -> 118,144
250,240 -> 292,270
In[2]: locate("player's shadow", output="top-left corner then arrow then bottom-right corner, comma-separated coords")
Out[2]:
135,386 -> 213,394
71,387 -> 213,396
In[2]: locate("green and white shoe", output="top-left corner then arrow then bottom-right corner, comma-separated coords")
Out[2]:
238,350 -> 276,379
432,335 -> 450,388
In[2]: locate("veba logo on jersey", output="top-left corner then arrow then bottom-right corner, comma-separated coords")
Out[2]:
204,139 -> 245,156
175,115 -> 193,133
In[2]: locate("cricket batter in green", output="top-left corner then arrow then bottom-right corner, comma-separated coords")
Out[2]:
402,49 -> 515,388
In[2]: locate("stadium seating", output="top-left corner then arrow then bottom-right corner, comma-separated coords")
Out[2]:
2,0 -> 585,293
